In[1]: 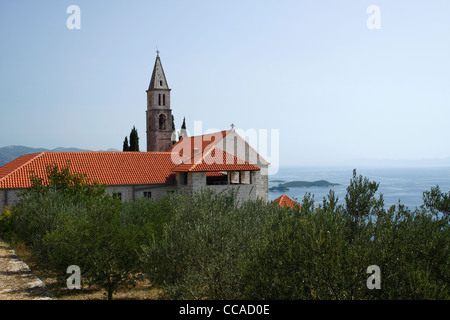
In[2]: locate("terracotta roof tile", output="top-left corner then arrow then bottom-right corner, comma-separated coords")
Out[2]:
273,194 -> 301,210
0,152 -> 177,189
0,146 -> 261,189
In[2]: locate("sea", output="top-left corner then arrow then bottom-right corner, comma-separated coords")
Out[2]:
268,166 -> 450,210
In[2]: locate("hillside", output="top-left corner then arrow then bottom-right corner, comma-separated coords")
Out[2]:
0,146 -> 99,167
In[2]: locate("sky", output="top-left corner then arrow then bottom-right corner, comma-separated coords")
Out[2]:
0,0 -> 449,167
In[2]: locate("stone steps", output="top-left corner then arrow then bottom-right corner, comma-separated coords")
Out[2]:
0,239 -> 53,300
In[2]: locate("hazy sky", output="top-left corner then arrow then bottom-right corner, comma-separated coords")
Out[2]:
1,0 -> 449,167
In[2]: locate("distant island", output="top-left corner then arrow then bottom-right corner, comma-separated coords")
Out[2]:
269,185 -> 290,192
280,180 -> 340,187
269,180 -> 340,192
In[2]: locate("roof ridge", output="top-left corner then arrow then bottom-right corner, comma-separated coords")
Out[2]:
0,152 -> 46,184
180,130 -> 230,140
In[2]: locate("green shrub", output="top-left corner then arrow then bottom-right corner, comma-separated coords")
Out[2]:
43,195 -> 144,300
10,190 -> 79,261
140,171 -> 449,300
0,206 -> 14,240
140,190 -> 271,299
240,172 -> 449,300
6,163 -> 448,300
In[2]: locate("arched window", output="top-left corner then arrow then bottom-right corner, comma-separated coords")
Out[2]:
159,114 -> 166,130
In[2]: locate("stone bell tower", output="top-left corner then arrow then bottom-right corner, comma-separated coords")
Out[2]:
146,51 -> 173,152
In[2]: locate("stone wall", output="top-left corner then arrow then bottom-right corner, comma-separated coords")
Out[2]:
0,189 -> 22,209
0,184 -> 178,209
105,184 -> 177,202
176,171 -> 267,205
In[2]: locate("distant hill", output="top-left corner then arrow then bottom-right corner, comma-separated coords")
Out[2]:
0,145 -> 119,167
279,180 -> 340,188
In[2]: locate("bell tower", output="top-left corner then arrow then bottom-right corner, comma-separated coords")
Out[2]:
146,51 -> 173,152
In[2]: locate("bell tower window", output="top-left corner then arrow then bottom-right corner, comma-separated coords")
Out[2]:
163,94 -> 166,106
159,114 -> 166,130
158,94 -> 161,106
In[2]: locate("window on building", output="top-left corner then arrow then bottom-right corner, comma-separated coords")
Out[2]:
159,114 -> 166,130
180,172 -> 188,185
229,171 -> 253,185
206,172 -> 228,185
163,94 -> 166,106
112,192 -> 122,201
158,94 -> 161,106
230,171 -> 240,184
143,191 -> 152,198
159,80 -> 163,86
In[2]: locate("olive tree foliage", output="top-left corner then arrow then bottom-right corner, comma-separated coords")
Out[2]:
6,163 -> 449,300
43,195 -> 144,300
11,162 -> 107,257
42,193 -> 175,300
9,162 -> 157,300
27,161 -> 107,198
423,185 -> 450,221
241,170 -> 449,300
141,171 -> 449,300
140,190 -> 271,299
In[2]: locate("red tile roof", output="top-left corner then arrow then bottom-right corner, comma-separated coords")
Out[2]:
273,194 -> 301,210
0,147 -> 261,189
0,152 -> 178,189
172,147 -> 260,172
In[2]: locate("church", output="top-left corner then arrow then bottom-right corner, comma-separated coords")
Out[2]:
0,53 -> 269,208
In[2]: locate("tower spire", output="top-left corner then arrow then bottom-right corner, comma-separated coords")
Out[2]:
148,51 -> 169,90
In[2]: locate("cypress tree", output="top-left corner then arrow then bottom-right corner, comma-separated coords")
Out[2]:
123,136 -> 130,152
171,115 -> 177,145
179,117 -> 187,141
129,126 -> 140,152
